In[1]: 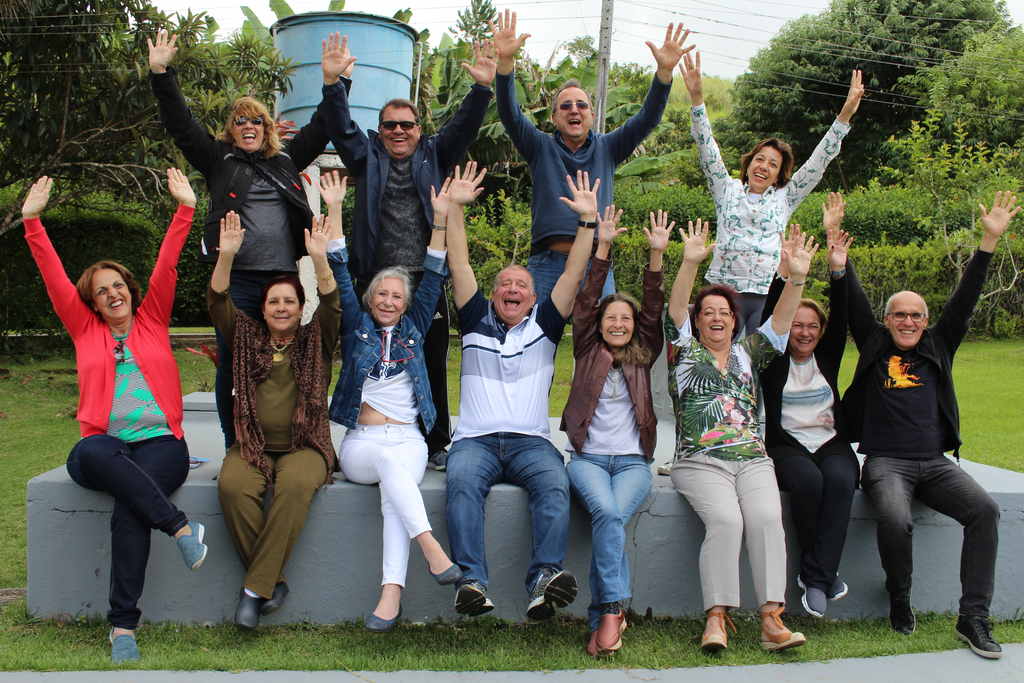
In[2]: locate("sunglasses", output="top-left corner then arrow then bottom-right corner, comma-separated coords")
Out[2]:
558,100 -> 590,111
233,115 -> 264,127
380,120 -> 418,131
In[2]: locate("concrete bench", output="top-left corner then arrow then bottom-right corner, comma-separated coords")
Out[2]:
27,392 -> 1024,625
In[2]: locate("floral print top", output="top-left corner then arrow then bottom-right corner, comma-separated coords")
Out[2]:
667,315 -> 787,461
690,104 -> 851,294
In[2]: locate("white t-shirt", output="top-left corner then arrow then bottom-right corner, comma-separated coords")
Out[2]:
360,327 -> 418,424
577,367 -> 642,456
780,356 -> 836,452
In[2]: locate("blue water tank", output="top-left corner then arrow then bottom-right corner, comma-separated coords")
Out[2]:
271,11 -> 419,139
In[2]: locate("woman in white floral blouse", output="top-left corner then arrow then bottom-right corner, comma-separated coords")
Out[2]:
666,218 -> 816,653
679,51 -> 863,335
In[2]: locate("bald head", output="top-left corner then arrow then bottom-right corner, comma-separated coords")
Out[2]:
884,290 -> 929,350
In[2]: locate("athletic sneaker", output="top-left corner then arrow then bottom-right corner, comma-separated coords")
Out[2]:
526,568 -> 578,620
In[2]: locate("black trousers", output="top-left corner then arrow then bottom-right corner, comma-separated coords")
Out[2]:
358,274 -> 451,454
66,434 -> 189,629
861,454 -> 999,616
769,437 -> 859,590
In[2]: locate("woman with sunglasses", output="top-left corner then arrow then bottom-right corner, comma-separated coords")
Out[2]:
209,203 -> 340,630
148,29 -> 355,449
21,170 -> 208,663
324,167 -> 472,631
679,50 -> 863,335
561,207 -> 667,657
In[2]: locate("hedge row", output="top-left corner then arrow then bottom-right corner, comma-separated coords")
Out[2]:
2,185 -> 1021,337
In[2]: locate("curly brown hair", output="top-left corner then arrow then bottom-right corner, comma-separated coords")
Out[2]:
739,138 -> 795,189
218,96 -> 281,158
75,260 -> 142,318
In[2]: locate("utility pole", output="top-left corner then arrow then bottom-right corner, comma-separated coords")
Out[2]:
595,0 -> 614,133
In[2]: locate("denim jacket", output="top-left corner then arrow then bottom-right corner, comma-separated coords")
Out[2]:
327,242 -> 447,431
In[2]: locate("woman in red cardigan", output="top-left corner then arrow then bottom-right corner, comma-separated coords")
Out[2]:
22,170 -> 208,664
560,207 -> 667,657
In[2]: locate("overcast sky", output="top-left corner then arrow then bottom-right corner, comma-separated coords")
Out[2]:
153,0 -> 1024,80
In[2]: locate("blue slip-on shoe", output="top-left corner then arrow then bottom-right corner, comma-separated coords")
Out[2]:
109,629 -> 140,663
827,574 -> 849,601
431,563 -> 464,586
176,521 -> 208,570
365,607 -> 402,632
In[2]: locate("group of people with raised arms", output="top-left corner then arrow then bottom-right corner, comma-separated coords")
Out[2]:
21,8 -> 1017,664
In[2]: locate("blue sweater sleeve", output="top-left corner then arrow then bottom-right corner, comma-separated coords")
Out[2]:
495,72 -> 546,162
604,76 -> 671,165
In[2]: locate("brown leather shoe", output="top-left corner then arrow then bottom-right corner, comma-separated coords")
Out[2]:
594,610 -> 626,654
760,605 -> 806,651
701,608 -> 736,652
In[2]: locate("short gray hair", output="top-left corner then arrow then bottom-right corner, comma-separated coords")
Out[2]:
492,264 -> 534,295
362,267 -> 413,312
883,291 -> 929,319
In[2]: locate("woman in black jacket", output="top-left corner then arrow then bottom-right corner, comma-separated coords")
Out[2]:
147,29 -> 354,447
760,194 -> 859,619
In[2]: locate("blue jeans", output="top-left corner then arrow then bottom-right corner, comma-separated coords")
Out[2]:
566,453 -> 652,630
446,433 -> 571,592
67,434 -> 189,628
213,269 -> 289,447
527,249 -> 615,305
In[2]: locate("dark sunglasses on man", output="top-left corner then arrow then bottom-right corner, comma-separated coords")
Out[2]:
233,115 -> 264,127
380,120 -> 418,131
558,100 -> 590,111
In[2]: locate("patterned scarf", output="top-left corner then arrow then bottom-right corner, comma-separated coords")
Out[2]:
232,310 -> 336,484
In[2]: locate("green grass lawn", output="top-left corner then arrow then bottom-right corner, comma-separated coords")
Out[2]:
1,340 -> 1022,670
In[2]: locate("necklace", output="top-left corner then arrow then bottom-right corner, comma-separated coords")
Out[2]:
270,336 -> 294,362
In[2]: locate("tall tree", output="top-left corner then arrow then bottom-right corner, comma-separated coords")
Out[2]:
718,0 -> 1008,188
0,0 -> 294,236
451,0 -> 495,43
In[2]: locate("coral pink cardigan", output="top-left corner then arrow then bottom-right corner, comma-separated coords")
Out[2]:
24,205 -> 195,439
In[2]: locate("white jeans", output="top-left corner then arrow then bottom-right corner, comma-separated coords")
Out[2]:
340,424 -> 430,586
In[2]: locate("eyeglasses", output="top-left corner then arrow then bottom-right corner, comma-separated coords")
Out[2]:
889,311 -> 927,322
380,120 -> 418,131
558,100 -> 590,111
791,322 -> 821,332
233,115 -> 264,127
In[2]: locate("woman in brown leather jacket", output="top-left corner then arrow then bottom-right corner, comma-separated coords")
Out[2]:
561,208 -> 668,657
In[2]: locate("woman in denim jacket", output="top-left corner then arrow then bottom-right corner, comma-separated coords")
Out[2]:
323,170 -> 464,631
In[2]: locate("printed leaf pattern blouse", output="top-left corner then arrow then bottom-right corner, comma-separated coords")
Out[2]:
667,315 -> 786,461
690,103 -> 850,294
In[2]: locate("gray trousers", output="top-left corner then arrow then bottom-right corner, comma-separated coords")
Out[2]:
671,454 -> 788,611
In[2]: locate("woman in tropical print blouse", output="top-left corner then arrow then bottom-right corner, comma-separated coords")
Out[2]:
665,218 -> 816,653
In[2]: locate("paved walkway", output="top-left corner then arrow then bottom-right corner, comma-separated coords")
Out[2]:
0,644 -> 1020,682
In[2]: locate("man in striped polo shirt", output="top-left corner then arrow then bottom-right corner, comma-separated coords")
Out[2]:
442,166 -> 600,619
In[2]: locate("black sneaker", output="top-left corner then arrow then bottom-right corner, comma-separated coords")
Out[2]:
955,615 -> 1002,659
454,581 -> 494,617
427,449 -> 448,472
526,568 -> 578,620
889,593 -> 915,635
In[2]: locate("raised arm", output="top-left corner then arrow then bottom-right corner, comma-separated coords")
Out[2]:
210,212 -> 243,295
441,163 -> 488,309
550,171 -> 599,317
141,168 -> 197,325
769,229 -> 817,336
646,23 -> 692,85
639,210 -> 670,353
682,52 -> 732,203
433,41 -> 496,171
147,30 -> 219,174
668,218 -> 713,328
304,215 -> 336,296
819,194 -> 854,361
491,10 -> 545,158
572,205 -> 626,353
320,171 -> 363,335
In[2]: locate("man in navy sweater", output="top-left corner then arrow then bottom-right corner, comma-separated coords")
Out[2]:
491,10 -> 692,301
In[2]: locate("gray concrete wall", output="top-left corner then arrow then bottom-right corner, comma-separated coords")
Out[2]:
26,393 -> 1024,624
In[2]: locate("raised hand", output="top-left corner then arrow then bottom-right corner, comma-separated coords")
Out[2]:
147,29 -> 178,74
979,191 -> 1021,239
430,177 -> 453,220
681,218 -> 713,264
646,23 -> 693,83
827,226 -> 854,271
461,40 -> 498,87
678,51 -> 703,106
821,191 -> 845,232
782,229 -> 819,280
558,170 -> 600,221
322,33 -> 356,83
304,214 -> 330,260
490,9 -> 530,73
276,119 -> 299,141
218,211 -> 245,257
166,168 -> 196,208
837,69 -> 864,124
448,161 -> 488,206
22,176 -> 53,219
597,204 -> 626,245
645,209 -> 674,252
318,170 -> 348,207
